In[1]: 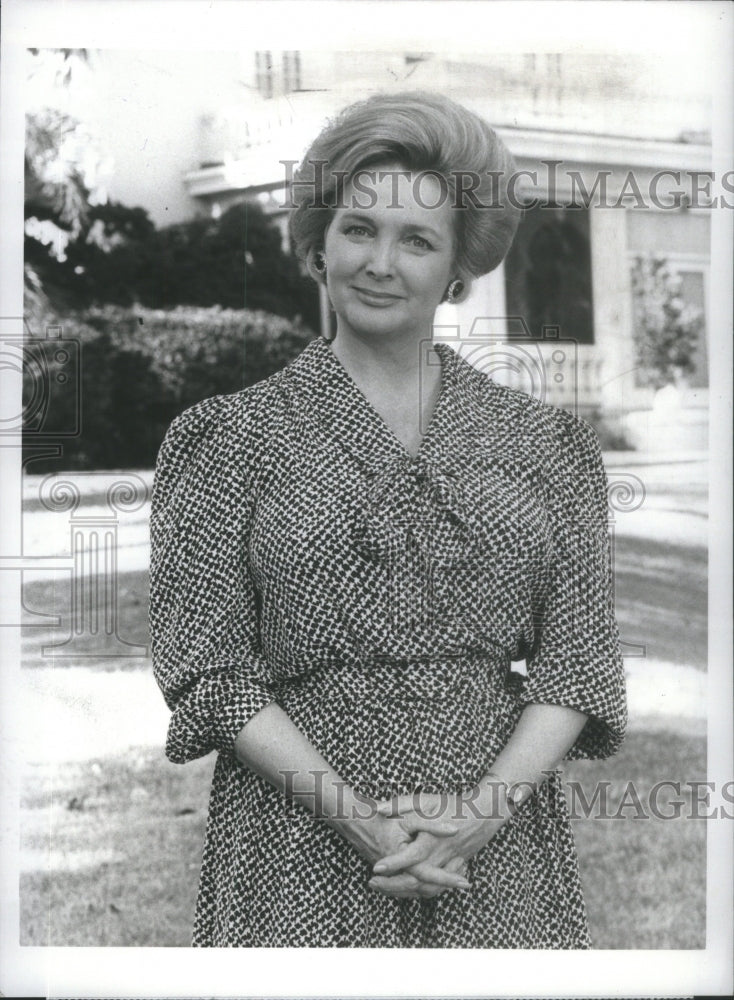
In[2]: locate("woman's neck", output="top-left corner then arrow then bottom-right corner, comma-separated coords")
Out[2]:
327,329 -> 443,458
328,329 -> 440,394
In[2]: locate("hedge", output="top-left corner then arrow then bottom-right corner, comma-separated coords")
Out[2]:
22,305 -> 317,472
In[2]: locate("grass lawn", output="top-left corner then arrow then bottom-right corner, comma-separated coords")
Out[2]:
20,728 -> 706,948
21,751 -> 213,947
566,728 -> 707,949
612,534 -> 707,669
22,571 -> 151,669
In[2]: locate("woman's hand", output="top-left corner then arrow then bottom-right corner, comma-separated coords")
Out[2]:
368,847 -> 469,899
332,792 -> 471,898
368,785 -> 510,892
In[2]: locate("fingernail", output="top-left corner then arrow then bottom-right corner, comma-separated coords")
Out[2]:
373,863 -> 387,873
458,880 -> 471,889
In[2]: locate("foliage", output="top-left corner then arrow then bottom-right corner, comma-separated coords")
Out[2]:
24,50 -> 103,314
22,305 -> 316,473
24,50 -> 318,328
63,200 -> 320,329
630,255 -> 703,390
583,412 -> 635,452
27,187 -> 319,330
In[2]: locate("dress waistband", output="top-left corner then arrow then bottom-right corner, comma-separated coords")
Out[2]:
275,648 -> 511,704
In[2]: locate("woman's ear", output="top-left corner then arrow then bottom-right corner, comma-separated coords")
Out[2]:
454,273 -> 473,303
306,247 -> 328,285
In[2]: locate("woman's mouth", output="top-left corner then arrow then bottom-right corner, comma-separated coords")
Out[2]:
352,286 -> 403,306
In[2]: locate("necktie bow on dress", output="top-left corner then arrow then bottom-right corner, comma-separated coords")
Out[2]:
353,453 -> 480,565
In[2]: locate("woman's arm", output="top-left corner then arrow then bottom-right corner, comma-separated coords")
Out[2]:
373,415 -> 626,888
233,701 -> 470,892
152,406 -> 466,897
485,701 -> 588,801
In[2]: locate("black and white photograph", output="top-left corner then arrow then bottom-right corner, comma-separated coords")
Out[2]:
0,0 -> 732,997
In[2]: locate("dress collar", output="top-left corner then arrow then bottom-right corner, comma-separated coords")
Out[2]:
282,335 -> 486,473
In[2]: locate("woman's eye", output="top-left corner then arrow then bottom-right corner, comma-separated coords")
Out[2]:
343,224 -> 371,237
406,235 -> 433,250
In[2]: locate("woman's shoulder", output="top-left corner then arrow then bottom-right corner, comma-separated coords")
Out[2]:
459,357 -> 600,455
468,377 -> 606,513
158,371 -> 290,474
168,371 -> 288,441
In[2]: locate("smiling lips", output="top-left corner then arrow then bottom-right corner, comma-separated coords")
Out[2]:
352,286 -> 403,304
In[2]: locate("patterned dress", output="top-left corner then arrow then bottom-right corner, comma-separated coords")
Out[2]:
150,334 -> 627,948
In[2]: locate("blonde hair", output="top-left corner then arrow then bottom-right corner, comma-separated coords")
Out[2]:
288,90 -> 521,280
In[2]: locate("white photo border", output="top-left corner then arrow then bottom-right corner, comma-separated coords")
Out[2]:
1,1 -> 732,997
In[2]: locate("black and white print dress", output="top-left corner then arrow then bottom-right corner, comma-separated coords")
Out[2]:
150,335 -> 627,948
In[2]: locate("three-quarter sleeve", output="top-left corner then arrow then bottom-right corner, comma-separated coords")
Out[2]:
149,399 -> 277,764
521,412 -> 627,760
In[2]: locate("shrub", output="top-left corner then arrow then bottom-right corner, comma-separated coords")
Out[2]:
22,305 -> 316,472
583,409 -> 635,452
56,200 -> 320,332
630,255 -> 703,390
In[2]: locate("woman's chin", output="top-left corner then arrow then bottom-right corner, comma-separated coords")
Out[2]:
336,308 -> 432,342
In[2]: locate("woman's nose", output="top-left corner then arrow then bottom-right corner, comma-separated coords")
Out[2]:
364,237 -> 396,278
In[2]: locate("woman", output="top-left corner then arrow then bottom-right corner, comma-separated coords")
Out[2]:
150,91 -> 627,948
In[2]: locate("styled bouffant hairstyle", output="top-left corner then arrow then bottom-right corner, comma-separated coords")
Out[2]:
288,90 -> 521,280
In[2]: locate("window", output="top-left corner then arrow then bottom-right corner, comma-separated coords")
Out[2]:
504,204 -> 594,345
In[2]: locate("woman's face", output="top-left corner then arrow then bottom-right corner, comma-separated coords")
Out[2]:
322,163 -> 457,342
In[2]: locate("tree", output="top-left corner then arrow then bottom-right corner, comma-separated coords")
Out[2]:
630,254 -> 703,390
24,48 -> 319,328
24,48 -> 107,318
67,200 -> 320,329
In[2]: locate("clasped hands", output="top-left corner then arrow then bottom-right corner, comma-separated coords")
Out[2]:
359,788 -> 507,900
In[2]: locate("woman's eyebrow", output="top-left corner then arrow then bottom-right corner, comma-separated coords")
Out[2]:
339,211 -> 446,241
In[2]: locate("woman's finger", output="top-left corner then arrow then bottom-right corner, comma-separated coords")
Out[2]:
373,833 -> 440,875
409,862 -> 471,889
368,873 -> 420,897
443,856 -> 467,876
368,858 -> 469,898
399,813 -> 458,837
